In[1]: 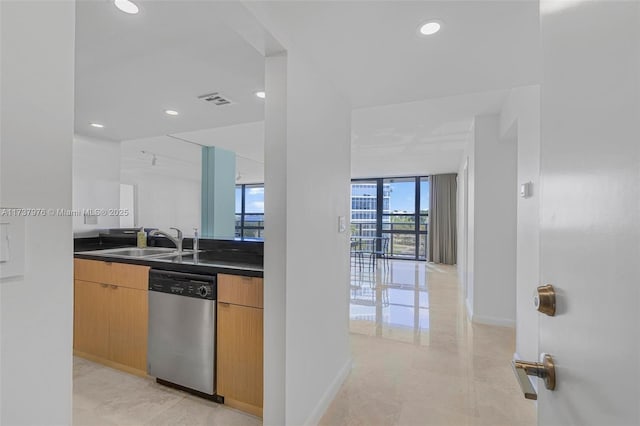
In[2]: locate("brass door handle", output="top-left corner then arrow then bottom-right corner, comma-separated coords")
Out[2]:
512,354 -> 556,400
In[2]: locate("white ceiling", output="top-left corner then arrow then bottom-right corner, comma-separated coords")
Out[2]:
351,90 -> 510,178
152,90 -> 511,182
75,1 -> 265,141
120,135 -> 201,181
76,1 -> 539,182
247,1 -> 540,108
245,0 -> 539,178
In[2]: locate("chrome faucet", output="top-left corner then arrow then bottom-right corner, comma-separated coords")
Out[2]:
149,227 -> 183,253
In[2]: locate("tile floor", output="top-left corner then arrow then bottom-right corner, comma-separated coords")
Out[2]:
319,259 -> 536,426
73,357 -> 260,426
73,259 -> 535,426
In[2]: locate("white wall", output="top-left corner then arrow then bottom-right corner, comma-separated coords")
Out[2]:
499,86 -> 540,361
73,135 -> 121,235
0,1 -> 75,423
120,136 -> 201,235
458,135 -> 475,316
458,114 -> 518,327
263,53 -> 287,426
264,50 -> 352,425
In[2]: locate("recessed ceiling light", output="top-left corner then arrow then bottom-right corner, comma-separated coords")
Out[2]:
164,110 -> 179,116
90,123 -> 104,128
419,21 -> 442,36
114,0 -> 139,15
255,91 -> 266,99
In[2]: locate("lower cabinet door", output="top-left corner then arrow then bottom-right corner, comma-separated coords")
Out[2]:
108,286 -> 148,373
217,302 -> 263,416
74,280 -> 110,359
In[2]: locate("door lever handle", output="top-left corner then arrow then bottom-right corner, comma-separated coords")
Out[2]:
512,354 -> 556,400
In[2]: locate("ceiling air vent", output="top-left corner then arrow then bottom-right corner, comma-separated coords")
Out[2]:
198,92 -> 234,106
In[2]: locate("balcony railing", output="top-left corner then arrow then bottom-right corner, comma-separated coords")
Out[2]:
351,221 -> 428,260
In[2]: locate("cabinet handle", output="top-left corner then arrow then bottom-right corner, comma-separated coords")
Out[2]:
100,284 -> 109,288
241,276 -> 252,281
219,302 -> 230,307
110,285 -> 118,290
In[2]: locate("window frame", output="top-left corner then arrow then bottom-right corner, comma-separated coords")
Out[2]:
235,183 -> 265,239
351,176 -> 429,260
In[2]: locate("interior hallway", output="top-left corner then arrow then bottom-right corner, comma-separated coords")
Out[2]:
320,260 -> 536,426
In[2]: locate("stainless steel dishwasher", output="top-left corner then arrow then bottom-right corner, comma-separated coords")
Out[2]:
148,269 -> 217,396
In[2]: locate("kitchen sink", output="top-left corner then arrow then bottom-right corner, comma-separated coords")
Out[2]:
80,247 -> 187,258
155,253 -> 197,262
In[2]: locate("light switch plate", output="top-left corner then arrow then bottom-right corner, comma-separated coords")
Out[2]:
520,182 -> 533,198
338,216 -> 347,233
0,210 -> 25,280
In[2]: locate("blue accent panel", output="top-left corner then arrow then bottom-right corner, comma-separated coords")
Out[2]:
201,146 -> 213,237
201,146 -> 236,238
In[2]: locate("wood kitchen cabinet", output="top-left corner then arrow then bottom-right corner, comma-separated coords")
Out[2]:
217,273 -> 264,418
108,285 -> 148,372
73,280 -> 110,359
73,259 -> 149,376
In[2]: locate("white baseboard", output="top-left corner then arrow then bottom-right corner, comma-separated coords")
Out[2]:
463,298 -> 514,328
472,314 -> 515,328
304,357 -> 353,426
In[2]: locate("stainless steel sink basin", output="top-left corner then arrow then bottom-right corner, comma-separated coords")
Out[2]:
79,247 -> 187,259
155,253 -> 197,262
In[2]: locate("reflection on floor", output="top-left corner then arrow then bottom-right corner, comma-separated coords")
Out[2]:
320,259 -> 536,426
73,357 -> 260,426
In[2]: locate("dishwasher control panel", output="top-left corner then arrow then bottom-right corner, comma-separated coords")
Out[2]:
149,269 -> 216,300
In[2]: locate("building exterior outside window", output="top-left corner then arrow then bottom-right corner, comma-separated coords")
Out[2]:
235,184 -> 264,239
234,178 -> 428,258
350,177 -> 429,260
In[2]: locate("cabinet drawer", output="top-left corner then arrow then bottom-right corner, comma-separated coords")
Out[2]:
218,274 -> 263,308
110,262 -> 149,290
74,259 -> 113,284
74,259 -> 149,290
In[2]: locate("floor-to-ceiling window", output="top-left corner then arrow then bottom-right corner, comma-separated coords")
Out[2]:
351,176 -> 429,260
235,184 -> 264,239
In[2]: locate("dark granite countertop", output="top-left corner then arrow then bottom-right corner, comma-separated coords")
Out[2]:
75,248 -> 263,278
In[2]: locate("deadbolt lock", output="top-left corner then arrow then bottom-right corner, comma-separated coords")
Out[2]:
534,284 -> 556,316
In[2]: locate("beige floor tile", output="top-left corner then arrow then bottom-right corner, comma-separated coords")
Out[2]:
145,394 -> 261,426
72,358 -> 261,426
396,402 -> 476,426
320,259 -> 536,426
